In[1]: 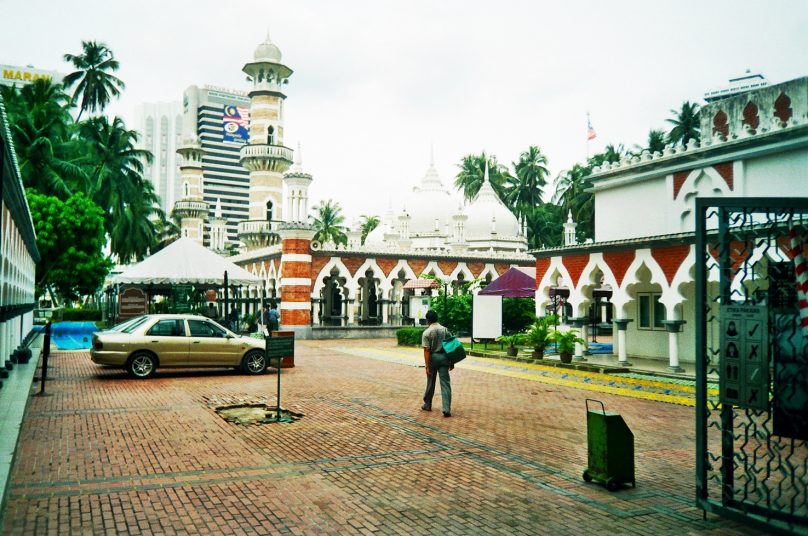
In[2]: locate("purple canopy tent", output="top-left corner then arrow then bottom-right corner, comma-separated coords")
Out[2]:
478,267 -> 536,298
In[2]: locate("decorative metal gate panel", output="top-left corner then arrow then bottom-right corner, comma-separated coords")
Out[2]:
696,198 -> 808,535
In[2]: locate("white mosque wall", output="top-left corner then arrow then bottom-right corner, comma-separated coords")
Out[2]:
744,149 -> 808,197
595,176 -> 670,242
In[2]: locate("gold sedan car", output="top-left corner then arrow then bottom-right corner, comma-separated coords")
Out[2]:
90,314 -> 268,379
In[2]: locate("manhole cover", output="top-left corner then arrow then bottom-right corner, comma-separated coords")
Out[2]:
215,404 -> 303,425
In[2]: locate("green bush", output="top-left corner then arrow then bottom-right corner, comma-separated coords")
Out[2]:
503,298 -> 536,333
62,308 -> 102,321
396,327 -> 426,346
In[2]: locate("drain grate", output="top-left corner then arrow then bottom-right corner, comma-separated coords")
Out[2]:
215,404 -> 303,425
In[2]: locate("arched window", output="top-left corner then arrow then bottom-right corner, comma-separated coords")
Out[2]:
183,181 -> 189,197
267,125 -> 275,145
266,200 -> 273,222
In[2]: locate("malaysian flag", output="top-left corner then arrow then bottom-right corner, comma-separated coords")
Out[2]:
587,115 -> 597,141
222,105 -> 250,144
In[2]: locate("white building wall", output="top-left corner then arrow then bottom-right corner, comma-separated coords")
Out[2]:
744,149 -> 808,196
595,176 -> 670,242
133,101 -> 183,215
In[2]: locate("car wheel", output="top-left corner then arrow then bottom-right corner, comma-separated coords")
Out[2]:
241,350 -> 266,375
128,352 -> 156,379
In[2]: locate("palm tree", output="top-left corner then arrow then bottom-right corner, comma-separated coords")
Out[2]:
1,79 -> 86,198
552,163 -> 594,241
359,214 -> 380,245
63,41 -> 125,120
79,116 -> 157,261
454,152 -> 510,202
310,199 -> 348,245
523,204 -> 564,249
150,209 -> 182,253
666,101 -> 700,147
507,145 -> 549,228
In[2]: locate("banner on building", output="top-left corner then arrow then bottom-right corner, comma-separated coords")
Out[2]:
222,105 -> 249,144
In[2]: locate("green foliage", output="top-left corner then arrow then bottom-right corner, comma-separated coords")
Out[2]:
497,333 -> 525,348
454,152 -> 511,202
396,327 -> 426,346
311,199 -> 348,245
28,190 -> 112,302
666,100 -> 700,147
549,328 -> 585,354
524,315 -> 558,352
359,214 -> 380,245
63,40 -> 125,120
428,292 -> 472,335
524,203 -> 564,249
502,298 -> 536,333
62,308 -> 102,321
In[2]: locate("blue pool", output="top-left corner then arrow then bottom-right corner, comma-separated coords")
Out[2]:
40,321 -> 99,350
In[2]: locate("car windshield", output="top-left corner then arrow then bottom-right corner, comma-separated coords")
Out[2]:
112,316 -> 151,334
116,316 -> 149,333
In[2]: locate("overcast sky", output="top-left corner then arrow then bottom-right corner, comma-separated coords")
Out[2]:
3,0 -> 808,222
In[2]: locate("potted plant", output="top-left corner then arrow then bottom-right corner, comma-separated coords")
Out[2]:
524,315 -> 557,360
550,328 -> 585,364
497,333 -> 525,357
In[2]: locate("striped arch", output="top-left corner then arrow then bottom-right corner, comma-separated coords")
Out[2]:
312,257 -> 352,297
450,262 -> 474,283
420,260 -> 445,279
353,258 -> 387,290
535,257 -> 573,315
478,263 -> 498,283
382,259 -> 417,289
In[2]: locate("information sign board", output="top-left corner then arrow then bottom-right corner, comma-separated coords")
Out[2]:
267,335 -> 295,359
719,305 -> 769,410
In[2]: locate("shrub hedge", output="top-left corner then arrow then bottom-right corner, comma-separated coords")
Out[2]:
396,327 -> 426,346
62,308 -> 102,321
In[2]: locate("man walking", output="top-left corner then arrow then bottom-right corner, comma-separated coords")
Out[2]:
421,309 -> 454,417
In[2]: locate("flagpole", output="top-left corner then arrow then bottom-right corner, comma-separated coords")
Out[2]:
586,112 -> 591,161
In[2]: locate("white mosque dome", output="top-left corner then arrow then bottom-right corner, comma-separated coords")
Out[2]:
464,170 -> 521,238
401,163 -> 457,236
254,35 -> 282,63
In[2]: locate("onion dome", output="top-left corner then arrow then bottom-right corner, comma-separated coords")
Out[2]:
254,31 -> 282,63
463,163 -> 521,238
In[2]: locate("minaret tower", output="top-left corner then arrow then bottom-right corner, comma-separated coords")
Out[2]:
238,32 -> 294,250
282,142 -> 313,222
173,137 -> 208,244
209,198 -> 228,252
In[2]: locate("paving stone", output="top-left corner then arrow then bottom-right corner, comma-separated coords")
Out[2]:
0,340 -> 761,535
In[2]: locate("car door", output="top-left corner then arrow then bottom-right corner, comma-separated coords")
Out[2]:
187,319 -> 240,366
143,319 -> 189,365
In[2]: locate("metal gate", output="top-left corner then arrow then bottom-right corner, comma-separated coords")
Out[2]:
696,198 -> 808,535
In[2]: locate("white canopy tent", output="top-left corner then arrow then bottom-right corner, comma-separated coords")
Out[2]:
112,238 -> 263,286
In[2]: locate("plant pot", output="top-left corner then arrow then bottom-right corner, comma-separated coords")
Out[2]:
532,348 -> 545,360
507,346 -> 518,357
559,352 -> 573,364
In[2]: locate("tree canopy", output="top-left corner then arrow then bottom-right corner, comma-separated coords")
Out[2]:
311,199 -> 348,245
27,190 -> 112,303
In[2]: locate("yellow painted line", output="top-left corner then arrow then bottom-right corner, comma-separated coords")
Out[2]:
333,346 -> 695,407
348,346 -> 716,396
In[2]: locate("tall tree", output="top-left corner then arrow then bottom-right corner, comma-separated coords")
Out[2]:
552,163 -> 594,241
507,145 -> 549,227
79,116 -> 157,262
27,190 -> 112,303
310,199 -> 348,245
150,209 -> 182,254
359,214 -> 380,245
523,204 -> 564,249
666,101 -> 701,147
0,79 -> 86,198
454,152 -> 510,202
63,40 -> 125,120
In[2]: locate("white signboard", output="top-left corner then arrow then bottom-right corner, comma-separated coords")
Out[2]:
473,294 -> 502,339
409,296 -> 431,324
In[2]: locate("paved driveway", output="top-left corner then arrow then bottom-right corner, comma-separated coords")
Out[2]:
2,340 -> 754,535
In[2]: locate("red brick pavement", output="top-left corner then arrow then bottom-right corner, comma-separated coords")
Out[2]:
1,340 -> 759,535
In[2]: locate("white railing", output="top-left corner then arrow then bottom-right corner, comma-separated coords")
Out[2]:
239,144 -> 293,162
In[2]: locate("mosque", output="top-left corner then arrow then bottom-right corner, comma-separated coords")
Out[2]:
171,34 -> 534,338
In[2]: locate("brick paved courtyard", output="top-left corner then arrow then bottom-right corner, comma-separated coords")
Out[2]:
1,340 -> 756,535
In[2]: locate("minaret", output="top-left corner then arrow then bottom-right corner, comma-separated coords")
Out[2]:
238,31 -> 294,250
564,210 -> 578,246
173,137 -> 207,245
209,198 -> 228,252
282,142 -> 313,223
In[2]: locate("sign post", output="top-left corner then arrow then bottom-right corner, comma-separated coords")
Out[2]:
266,331 -> 295,422
719,304 -> 769,411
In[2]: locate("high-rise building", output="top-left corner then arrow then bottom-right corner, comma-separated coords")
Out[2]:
182,85 -> 252,247
133,101 -> 183,215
